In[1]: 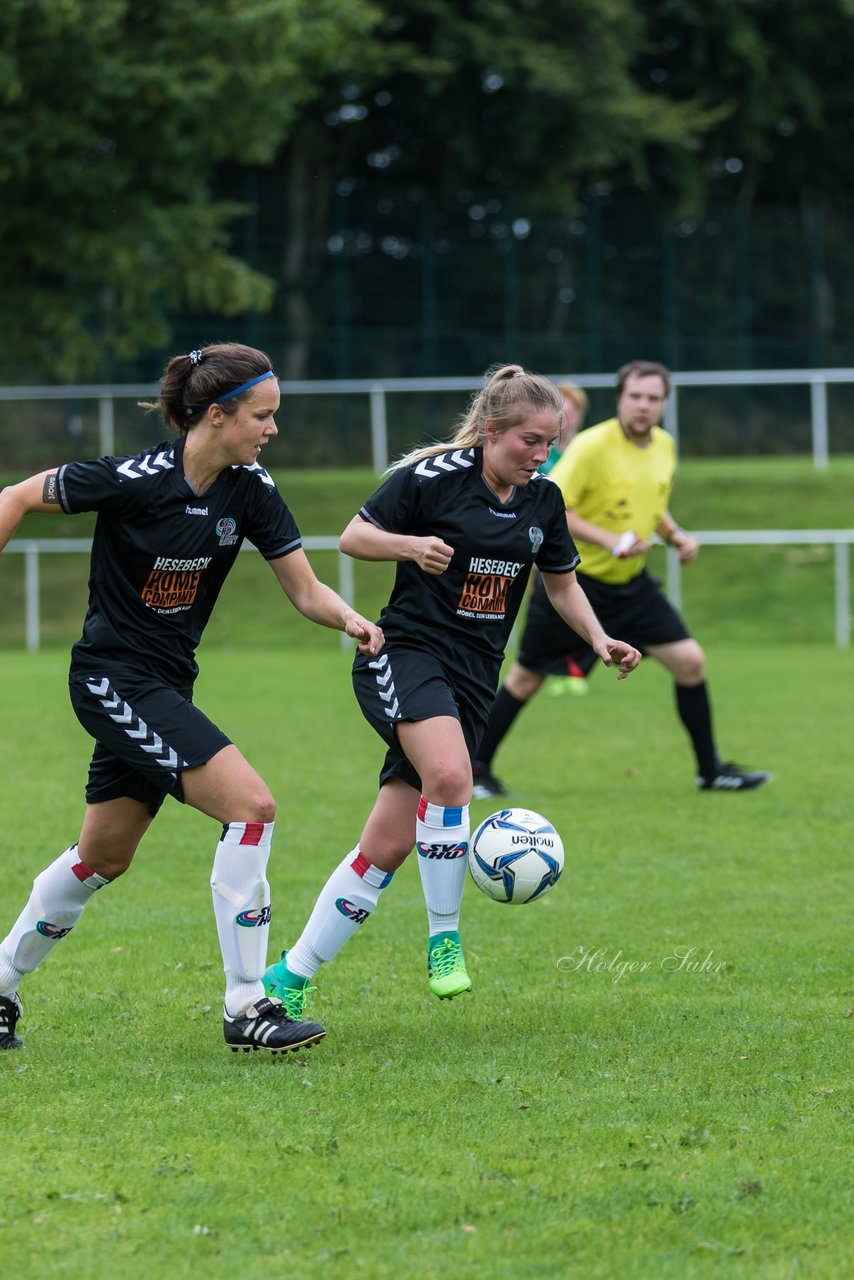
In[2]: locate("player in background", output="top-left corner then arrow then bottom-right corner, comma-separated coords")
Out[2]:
472,359 -> 770,799
540,381 -> 590,696
540,381 -> 589,476
0,342 -> 383,1054
263,365 -> 641,1017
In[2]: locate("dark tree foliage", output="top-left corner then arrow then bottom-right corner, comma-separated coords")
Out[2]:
3,0 -> 854,379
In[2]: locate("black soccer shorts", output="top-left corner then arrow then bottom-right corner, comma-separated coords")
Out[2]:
518,569 -> 691,677
69,669 -> 232,815
352,645 -> 489,791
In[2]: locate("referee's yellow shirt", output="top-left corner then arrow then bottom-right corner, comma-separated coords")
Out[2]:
547,417 -> 676,584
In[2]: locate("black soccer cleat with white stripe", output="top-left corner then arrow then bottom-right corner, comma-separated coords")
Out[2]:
0,993 -> 23,1050
696,761 -> 771,792
223,995 -> 325,1055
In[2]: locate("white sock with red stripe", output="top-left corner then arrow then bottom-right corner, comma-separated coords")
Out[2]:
210,821 -> 273,1017
0,844 -> 110,995
286,846 -> 395,980
415,797 -> 470,935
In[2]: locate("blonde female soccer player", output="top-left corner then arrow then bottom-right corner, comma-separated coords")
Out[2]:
264,365 -> 640,1020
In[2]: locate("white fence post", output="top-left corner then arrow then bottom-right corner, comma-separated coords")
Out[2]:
370,386 -> 388,473
810,378 -> 829,471
834,542 -> 850,648
664,388 -> 680,455
98,395 -> 115,456
337,543 -> 356,649
25,544 -> 39,653
665,545 -> 682,610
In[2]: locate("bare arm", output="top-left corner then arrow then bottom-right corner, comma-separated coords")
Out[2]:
268,548 -> 384,655
655,513 -> 699,563
340,514 -> 454,576
0,471 -> 64,552
566,508 -> 650,558
540,570 -> 641,679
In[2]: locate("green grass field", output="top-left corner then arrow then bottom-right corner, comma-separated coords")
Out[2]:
1,457 -> 852,1277
1,642 -> 851,1280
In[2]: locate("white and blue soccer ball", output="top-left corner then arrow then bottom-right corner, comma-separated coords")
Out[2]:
468,807 -> 565,904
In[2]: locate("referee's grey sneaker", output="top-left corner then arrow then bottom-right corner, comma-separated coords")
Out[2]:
223,996 -> 325,1054
697,762 -> 771,792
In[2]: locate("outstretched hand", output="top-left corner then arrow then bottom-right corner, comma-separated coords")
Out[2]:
596,638 -> 642,680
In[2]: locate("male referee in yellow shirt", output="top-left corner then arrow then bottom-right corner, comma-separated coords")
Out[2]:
473,360 -> 770,795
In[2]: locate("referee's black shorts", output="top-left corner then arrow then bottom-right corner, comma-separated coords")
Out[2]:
517,569 -> 691,678
352,645 -> 492,791
69,669 -> 232,816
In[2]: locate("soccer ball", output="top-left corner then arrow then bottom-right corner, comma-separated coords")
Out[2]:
468,807 -> 564,904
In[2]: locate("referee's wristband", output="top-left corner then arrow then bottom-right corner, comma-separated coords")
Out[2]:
666,527 -> 685,545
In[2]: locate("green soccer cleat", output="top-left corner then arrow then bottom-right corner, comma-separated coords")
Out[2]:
263,951 -> 316,1021
427,932 -> 472,1000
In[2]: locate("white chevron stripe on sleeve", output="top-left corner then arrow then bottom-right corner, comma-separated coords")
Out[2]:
414,448 -> 475,479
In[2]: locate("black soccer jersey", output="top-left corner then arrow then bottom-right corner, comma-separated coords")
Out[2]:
358,446 -> 580,695
57,437 -> 301,685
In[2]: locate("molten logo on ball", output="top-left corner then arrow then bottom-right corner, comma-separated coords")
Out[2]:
468,807 -> 565,904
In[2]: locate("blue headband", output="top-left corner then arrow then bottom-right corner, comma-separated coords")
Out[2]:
216,370 -> 276,403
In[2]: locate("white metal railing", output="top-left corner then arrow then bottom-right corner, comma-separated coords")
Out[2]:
664,530 -> 852,648
4,536 -> 354,653
4,531 -> 852,651
2,367 -> 853,471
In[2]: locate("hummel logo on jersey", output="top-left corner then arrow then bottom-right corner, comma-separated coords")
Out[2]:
185,505 -> 209,516
414,448 -> 475,479
115,448 -> 175,480
417,841 -> 468,860
489,507 -> 517,519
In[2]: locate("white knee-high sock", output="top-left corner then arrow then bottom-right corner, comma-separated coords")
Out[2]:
210,821 -> 273,1017
0,845 -> 110,994
415,797 -> 470,936
287,847 -> 394,980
